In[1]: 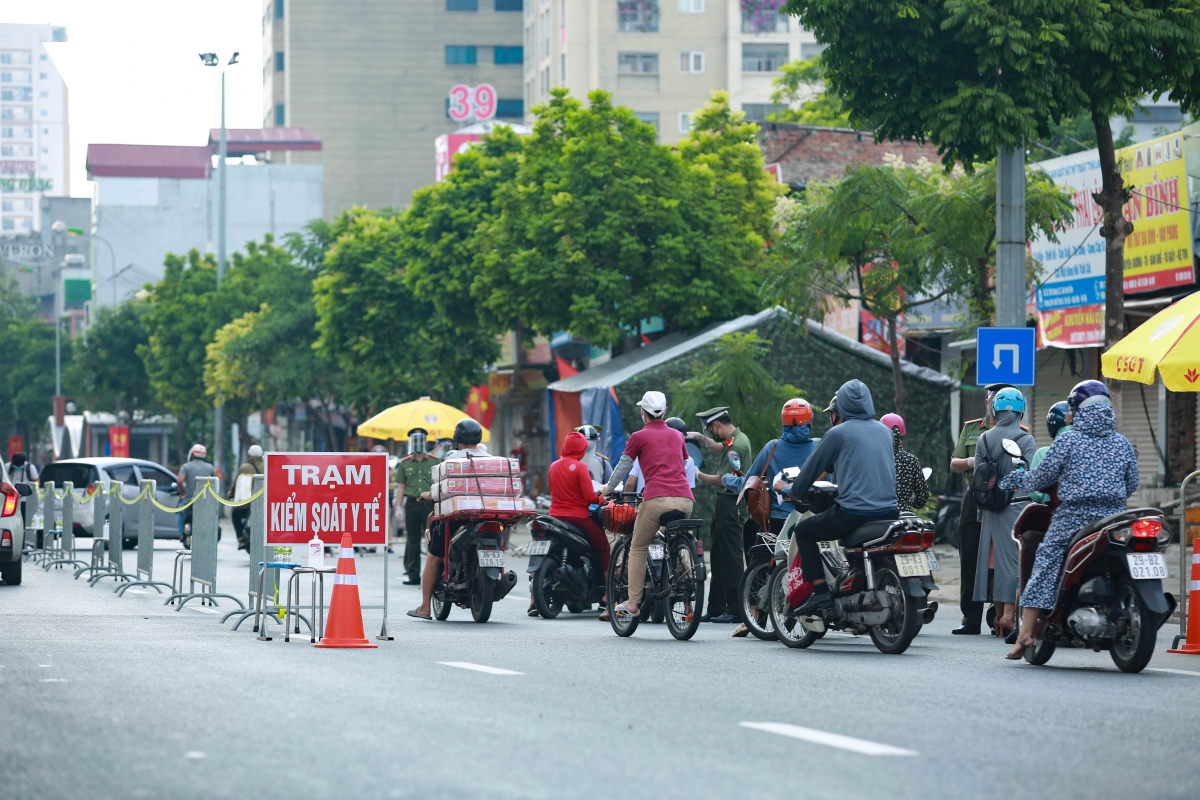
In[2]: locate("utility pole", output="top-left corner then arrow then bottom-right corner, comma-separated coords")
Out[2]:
995,146 -> 1027,330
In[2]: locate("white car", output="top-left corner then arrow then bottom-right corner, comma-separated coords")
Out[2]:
1,462 -> 33,585
39,458 -> 181,548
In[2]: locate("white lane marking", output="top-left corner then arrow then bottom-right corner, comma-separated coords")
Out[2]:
39,678 -> 67,683
38,664 -> 51,667
739,722 -> 918,757
184,751 -> 206,759
438,661 -> 523,676
1150,668 -> 1200,678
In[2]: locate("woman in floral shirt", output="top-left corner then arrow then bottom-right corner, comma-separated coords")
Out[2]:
999,381 -> 1138,659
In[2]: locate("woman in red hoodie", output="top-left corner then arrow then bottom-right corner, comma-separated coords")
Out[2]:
533,431 -> 611,618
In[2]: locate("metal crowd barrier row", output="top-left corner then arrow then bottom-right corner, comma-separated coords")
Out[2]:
43,482 -> 87,572
164,477 -> 244,611
91,483 -> 139,587
115,480 -> 174,596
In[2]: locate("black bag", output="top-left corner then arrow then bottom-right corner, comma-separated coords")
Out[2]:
970,433 -> 1015,512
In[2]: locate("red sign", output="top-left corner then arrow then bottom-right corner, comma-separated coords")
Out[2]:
109,426 -> 130,458
264,452 -> 389,546
435,132 -> 483,182
7,435 -> 23,459
1037,303 -> 1105,349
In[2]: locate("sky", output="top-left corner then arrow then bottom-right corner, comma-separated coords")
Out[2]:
1,0 -> 263,197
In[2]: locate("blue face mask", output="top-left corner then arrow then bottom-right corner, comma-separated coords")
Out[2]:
782,424 -> 812,443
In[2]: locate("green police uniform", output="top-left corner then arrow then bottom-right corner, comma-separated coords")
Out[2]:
707,427 -> 752,618
398,453 -> 441,581
952,418 -> 987,629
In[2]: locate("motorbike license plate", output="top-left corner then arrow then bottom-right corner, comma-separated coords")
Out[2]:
478,550 -> 504,568
526,540 -> 551,556
924,551 -> 941,572
1126,552 -> 1167,580
894,553 -> 930,577
648,543 -> 665,561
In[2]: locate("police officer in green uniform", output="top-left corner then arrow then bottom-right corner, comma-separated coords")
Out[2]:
690,407 -> 752,623
397,427 -> 441,586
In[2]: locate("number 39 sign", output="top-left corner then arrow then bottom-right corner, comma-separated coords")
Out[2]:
448,84 -> 497,123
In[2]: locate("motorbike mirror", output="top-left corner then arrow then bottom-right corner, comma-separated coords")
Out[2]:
1001,438 -> 1022,459
921,467 -> 932,481
728,451 -> 741,471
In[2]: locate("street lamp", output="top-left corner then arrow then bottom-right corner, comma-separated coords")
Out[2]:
199,50 -> 239,479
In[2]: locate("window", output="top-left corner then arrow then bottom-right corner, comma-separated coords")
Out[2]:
800,42 -> 826,60
275,0 -> 284,18
742,102 -> 788,121
741,10 -> 789,33
275,103 -> 285,125
38,463 -> 98,489
618,52 -> 659,74
496,98 -> 524,117
559,52 -> 566,83
742,43 -> 788,72
39,72 -> 47,79
494,46 -> 523,64
0,219 -> 12,231
446,45 -> 478,64
540,10 -> 550,58
618,1 -> 659,33
678,0 -> 704,11
106,465 -> 138,486
495,0 -> 523,9
275,51 -> 284,71
678,112 -> 691,133
679,51 -> 704,73
634,111 -> 660,130
447,0 -> 478,9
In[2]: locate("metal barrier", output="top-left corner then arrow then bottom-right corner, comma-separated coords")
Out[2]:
75,484 -> 112,580
90,484 -> 138,587
1171,468 -> 1200,650
44,482 -> 87,571
21,484 -> 45,559
224,475 -> 278,629
115,480 -> 173,596
164,477 -> 243,611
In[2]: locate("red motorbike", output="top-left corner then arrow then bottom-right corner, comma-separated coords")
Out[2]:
1011,475 -> 1175,673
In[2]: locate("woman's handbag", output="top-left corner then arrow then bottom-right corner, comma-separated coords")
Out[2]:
738,441 -> 777,529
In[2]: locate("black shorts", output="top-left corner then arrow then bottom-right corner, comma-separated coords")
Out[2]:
427,521 -> 446,558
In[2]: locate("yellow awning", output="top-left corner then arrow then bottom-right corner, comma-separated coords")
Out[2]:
1101,291 -> 1200,391
356,397 -> 490,442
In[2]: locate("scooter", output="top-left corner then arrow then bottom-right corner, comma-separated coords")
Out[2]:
1003,439 -> 1176,673
767,481 -> 939,655
527,512 -> 606,617
430,515 -> 520,623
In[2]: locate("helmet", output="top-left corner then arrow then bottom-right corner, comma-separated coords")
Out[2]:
453,418 -> 483,446
880,413 -> 905,436
992,387 -> 1026,414
1068,379 -> 1111,412
781,398 -> 813,427
575,424 -> 601,441
1045,401 -> 1070,440
665,417 -> 688,434
189,443 -> 207,459
247,445 -> 263,458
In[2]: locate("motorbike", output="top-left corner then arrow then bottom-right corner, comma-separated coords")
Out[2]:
767,480 -> 939,655
934,493 -> 962,548
1002,439 -> 1175,673
430,515 -> 521,623
527,511 -> 606,618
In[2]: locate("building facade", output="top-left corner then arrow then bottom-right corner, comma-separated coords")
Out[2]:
0,23 -> 69,236
263,0 -> 525,212
525,1 -> 824,143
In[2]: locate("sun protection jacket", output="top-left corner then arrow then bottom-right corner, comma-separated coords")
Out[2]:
549,432 -> 601,518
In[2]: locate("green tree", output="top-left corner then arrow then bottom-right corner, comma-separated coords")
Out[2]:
1028,112 -> 1136,163
768,56 -> 853,127
75,300 -> 157,420
0,270 -> 70,455
670,331 -> 801,451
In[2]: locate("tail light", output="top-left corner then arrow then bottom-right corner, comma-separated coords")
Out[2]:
475,521 -> 503,534
86,483 -> 96,495
695,539 -> 704,556
1,483 -> 18,517
1130,519 -> 1162,552
886,529 -> 934,553
1,530 -> 10,547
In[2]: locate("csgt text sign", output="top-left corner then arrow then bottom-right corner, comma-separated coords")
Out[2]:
264,452 -> 388,546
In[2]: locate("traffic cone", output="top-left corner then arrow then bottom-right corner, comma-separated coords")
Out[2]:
1168,549 -> 1200,654
314,533 -> 377,649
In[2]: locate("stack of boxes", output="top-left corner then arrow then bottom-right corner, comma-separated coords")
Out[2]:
431,457 -> 534,515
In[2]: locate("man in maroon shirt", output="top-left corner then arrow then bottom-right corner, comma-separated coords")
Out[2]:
602,391 -> 694,617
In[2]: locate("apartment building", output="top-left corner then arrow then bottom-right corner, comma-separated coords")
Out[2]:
263,0 -> 525,212
525,1 -> 824,143
0,23 -> 69,236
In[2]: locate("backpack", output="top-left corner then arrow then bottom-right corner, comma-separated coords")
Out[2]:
970,430 -> 1025,512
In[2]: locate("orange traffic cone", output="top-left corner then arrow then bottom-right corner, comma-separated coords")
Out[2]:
314,533 -> 377,649
1168,549 -> 1200,654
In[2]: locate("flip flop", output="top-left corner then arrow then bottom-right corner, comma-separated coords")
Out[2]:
406,609 -> 432,620
527,607 -> 540,617
613,602 -> 638,618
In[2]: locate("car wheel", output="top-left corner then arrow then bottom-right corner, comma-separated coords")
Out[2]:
1,559 -> 23,585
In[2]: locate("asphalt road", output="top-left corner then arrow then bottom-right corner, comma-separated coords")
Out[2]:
3,535 -> 1200,800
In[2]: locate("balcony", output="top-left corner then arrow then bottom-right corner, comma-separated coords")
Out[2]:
741,11 -> 789,33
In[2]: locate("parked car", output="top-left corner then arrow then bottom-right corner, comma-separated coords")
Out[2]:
1,462 -> 33,584
39,458 -> 182,548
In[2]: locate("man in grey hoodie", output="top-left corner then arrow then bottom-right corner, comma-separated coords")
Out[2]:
785,380 -> 899,614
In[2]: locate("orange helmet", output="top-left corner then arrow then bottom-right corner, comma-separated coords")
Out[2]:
781,398 -> 813,427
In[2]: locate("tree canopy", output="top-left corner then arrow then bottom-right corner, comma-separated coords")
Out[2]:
768,56 -> 852,127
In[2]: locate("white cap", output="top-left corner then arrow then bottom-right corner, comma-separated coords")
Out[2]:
247,445 -> 263,458
189,443 -> 207,458
637,391 -> 667,416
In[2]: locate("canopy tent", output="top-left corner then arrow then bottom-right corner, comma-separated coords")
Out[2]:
1101,290 -> 1200,392
356,397 -> 490,443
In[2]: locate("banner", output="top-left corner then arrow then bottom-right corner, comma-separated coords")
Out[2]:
1118,134 -> 1194,293
264,452 -> 389,546
7,435 -> 23,459
108,426 -> 130,458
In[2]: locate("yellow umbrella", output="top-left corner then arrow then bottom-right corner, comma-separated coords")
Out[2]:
356,396 -> 490,442
1101,290 -> 1200,391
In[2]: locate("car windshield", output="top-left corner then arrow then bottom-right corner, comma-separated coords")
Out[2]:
39,463 -> 98,489
107,464 -> 139,486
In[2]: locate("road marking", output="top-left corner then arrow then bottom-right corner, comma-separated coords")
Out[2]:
438,661 -> 523,676
184,751 -> 206,759
739,722 -> 918,756
38,664 -> 51,667
39,678 -> 67,683
1150,668 -> 1200,678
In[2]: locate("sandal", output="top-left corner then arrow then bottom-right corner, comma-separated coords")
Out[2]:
527,606 -> 540,618
1005,636 -> 1035,660
613,602 -> 638,618
406,609 -> 432,620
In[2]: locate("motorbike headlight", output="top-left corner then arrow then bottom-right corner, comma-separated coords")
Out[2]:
1108,527 -> 1132,544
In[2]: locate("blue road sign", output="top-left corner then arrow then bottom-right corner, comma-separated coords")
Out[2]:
976,327 -> 1036,386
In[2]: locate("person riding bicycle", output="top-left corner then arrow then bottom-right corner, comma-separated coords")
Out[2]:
601,390 -> 693,619
407,418 -> 488,620
783,380 -> 899,615
880,413 -> 929,514
1000,380 -> 1138,659
624,417 -> 697,493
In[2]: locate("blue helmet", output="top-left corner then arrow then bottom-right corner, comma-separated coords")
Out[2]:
992,387 -> 1026,414
1045,401 -> 1070,439
1068,379 -> 1110,412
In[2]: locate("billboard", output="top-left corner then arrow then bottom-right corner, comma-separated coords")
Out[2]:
264,452 -> 388,546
